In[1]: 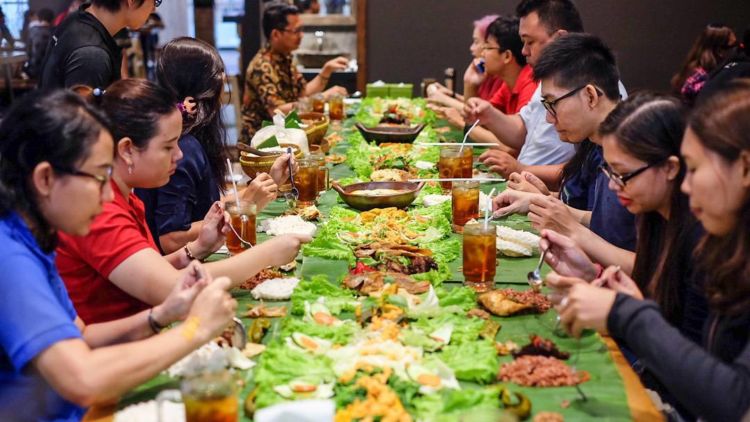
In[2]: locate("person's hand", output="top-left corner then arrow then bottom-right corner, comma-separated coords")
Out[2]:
478,149 -> 521,178
241,173 -> 278,211
528,195 -> 580,237
593,266 -> 644,299
557,282 -> 617,338
186,276 -> 237,343
442,107 -> 465,129
322,56 -> 349,77
323,85 -> 348,98
152,261 -> 211,326
256,233 -> 312,267
192,202 -> 229,257
491,189 -> 539,217
463,58 -> 486,89
540,229 -> 598,280
269,153 -> 292,186
464,97 -> 497,126
508,171 -> 550,195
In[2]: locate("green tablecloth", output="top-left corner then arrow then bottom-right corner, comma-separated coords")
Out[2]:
113,109 -> 658,422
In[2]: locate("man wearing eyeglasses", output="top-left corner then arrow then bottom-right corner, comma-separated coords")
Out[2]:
39,0 -> 160,91
493,33 -> 636,255
465,0 -> 627,187
240,2 -> 348,141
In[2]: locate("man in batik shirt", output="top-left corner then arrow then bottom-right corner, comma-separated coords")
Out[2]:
240,2 -> 348,141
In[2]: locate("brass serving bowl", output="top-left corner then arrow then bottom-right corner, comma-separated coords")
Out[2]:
239,144 -> 303,179
298,112 -> 330,148
331,181 -> 425,211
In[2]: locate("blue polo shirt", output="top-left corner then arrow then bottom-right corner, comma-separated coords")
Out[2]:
0,212 -> 84,421
136,133 -> 221,253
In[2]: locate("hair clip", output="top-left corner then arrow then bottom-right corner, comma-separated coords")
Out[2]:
176,102 -> 187,113
92,88 -> 105,97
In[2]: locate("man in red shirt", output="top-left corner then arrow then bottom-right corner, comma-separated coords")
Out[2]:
484,16 -> 538,115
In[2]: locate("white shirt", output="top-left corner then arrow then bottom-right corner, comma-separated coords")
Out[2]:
516,81 -> 628,166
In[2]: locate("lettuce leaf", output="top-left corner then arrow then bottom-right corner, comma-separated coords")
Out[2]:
290,275 -> 358,315
436,286 -> 477,311
412,313 -> 484,345
278,317 -> 360,345
254,345 -> 335,409
412,387 -> 501,421
438,340 -> 499,383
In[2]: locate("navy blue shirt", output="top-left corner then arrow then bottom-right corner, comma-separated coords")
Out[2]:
136,134 -> 221,253
589,159 -> 637,251
559,142 -> 599,211
0,212 -> 84,421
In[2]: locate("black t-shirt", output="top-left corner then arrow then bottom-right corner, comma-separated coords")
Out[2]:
38,7 -> 121,91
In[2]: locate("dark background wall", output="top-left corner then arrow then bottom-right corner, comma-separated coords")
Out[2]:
366,0 -> 750,94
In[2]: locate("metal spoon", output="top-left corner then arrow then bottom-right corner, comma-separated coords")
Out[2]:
285,147 -> 300,202
231,317 -> 247,349
526,248 -> 547,291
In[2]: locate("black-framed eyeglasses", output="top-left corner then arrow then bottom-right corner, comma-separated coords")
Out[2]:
481,44 -> 503,52
599,161 -> 662,188
54,166 -> 113,190
540,85 -> 588,117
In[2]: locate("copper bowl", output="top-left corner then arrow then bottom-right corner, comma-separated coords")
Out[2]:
355,123 -> 425,144
331,181 -> 425,211
239,144 -> 303,179
298,112 -> 330,147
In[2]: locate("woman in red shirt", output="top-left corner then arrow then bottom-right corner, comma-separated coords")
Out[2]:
57,79 -> 310,324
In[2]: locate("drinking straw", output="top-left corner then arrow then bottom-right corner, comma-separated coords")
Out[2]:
484,187 -> 496,229
458,119 -> 481,155
226,158 -> 241,209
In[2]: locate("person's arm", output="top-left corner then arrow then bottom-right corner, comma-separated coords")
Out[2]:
464,97 -> 527,149
81,261 -> 209,348
470,127 -> 518,156
569,225 -> 636,274
304,56 -> 348,96
160,222 -> 201,256
608,295 -> 750,421
64,46 -> 113,89
108,233 -> 310,306
519,163 -> 564,191
34,277 -> 235,407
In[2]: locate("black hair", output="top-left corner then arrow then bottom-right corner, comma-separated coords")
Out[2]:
0,90 -> 112,251
485,16 -> 526,67
600,93 -> 692,325
671,23 -> 736,97
515,0 -> 584,34
92,0 -> 147,13
533,33 -> 620,100
262,2 -> 299,39
37,8 -> 55,23
157,37 -> 229,191
98,79 -> 178,149
690,79 -> 750,316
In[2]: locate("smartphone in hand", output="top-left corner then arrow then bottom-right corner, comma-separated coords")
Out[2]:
475,59 -> 486,74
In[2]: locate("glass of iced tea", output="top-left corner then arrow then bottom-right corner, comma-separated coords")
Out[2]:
309,151 -> 329,192
182,371 -> 238,422
463,221 -> 497,292
295,157 -> 319,206
452,180 -> 480,232
311,93 -> 325,113
225,201 -> 256,255
438,146 -> 473,191
328,94 -> 345,120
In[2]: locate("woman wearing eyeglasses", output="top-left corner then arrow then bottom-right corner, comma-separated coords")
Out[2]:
546,80 -> 750,422
540,93 -> 709,419
55,79 -> 310,325
39,0 -> 161,91
0,90 -> 237,421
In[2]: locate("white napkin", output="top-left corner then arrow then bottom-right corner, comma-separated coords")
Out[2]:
255,399 -> 335,422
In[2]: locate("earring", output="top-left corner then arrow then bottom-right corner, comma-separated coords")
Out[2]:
128,165 -> 133,175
